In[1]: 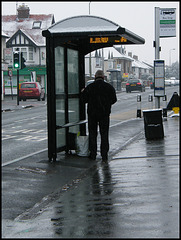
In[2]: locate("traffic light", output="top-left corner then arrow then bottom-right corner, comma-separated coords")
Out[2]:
20,52 -> 26,69
13,52 -> 20,69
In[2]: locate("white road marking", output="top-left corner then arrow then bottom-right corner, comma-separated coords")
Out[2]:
2,148 -> 48,167
2,135 -> 16,140
16,136 -> 33,141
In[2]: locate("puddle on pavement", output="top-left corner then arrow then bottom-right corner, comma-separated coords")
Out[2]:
50,163 -> 118,238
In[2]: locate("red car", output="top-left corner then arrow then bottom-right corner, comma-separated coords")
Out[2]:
19,82 -> 45,101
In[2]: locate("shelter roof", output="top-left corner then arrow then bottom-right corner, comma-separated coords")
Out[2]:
42,15 -> 145,55
47,15 -> 120,33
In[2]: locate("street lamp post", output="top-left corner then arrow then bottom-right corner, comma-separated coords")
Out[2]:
169,48 -> 175,66
89,1 -> 91,15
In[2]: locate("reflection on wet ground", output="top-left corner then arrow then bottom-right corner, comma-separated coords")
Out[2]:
51,163 -> 117,237
51,152 -> 179,238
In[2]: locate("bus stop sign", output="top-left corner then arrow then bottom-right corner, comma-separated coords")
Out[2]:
154,59 -> 165,97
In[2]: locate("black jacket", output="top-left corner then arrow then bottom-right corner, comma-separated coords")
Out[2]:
81,78 -> 117,119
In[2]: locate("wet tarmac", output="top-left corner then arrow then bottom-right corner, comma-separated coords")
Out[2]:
2,115 -> 179,238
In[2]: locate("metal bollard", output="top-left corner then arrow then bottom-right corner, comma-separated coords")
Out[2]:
137,94 -> 141,118
148,94 -> 153,109
162,95 -> 167,118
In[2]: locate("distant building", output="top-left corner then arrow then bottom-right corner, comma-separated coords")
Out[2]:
85,46 -> 153,90
85,46 -> 133,80
131,56 -> 153,86
1,31 -> 9,99
2,3 -> 55,95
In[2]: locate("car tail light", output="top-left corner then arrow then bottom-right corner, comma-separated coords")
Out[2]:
126,83 -> 130,86
137,82 -> 141,85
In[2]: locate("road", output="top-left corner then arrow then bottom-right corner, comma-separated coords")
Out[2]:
2,103 -> 48,165
111,86 -> 178,123
2,86 -> 179,166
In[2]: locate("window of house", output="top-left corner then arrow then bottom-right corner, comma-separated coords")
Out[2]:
32,21 -> 42,29
13,47 -> 34,61
29,47 -> 33,60
21,48 -> 27,60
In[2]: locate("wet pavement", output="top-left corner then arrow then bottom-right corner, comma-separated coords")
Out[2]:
2,98 -> 179,238
1,96 -> 46,112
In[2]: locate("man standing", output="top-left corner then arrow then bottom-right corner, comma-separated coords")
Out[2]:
81,70 -> 117,162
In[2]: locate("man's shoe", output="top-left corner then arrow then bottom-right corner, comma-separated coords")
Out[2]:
102,158 -> 108,163
102,155 -> 108,163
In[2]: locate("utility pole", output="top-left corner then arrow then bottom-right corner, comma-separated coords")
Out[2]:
169,48 -> 175,66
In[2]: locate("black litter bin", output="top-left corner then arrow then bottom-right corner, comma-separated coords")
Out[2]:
143,109 -> 164,140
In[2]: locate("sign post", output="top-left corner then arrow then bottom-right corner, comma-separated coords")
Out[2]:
154,7 -> 161,108
154,59 -> 165,106
154,7 -> 176,108
17,69 -> 19,105
8,69 -> 13,100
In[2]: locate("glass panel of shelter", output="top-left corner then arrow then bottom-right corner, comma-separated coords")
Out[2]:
54,47 -> 80,150
67,48 -> 80,135
55,46 -> 66,149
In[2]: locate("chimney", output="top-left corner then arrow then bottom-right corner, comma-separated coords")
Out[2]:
128,52 -> 132,58
133,55 -> 138,60
17,3 -> 30,19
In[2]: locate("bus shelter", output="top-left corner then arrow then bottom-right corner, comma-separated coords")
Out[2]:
107,69 -> 122,91
42,15 -> 145,162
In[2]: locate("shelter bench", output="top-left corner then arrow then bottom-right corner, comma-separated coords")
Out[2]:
56,120 -> 88,154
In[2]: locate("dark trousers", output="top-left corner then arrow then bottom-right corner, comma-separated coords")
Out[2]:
88,115 -> 110,159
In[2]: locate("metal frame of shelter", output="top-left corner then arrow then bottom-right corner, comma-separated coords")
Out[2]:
42,15 -> 145,162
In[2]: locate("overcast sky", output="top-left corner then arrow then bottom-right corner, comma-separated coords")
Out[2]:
2,1 -> 180,66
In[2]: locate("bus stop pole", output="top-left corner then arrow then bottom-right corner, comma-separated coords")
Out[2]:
155,7 -> 160,108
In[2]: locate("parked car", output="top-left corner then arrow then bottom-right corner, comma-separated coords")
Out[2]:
86,79 -> 108,87
126,79 -> 145,93
165,79 -> 172,86
170,77 -> 179,86
165,77 -> 179,86
19,82 -> 45,101
174,79 -> 180,85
